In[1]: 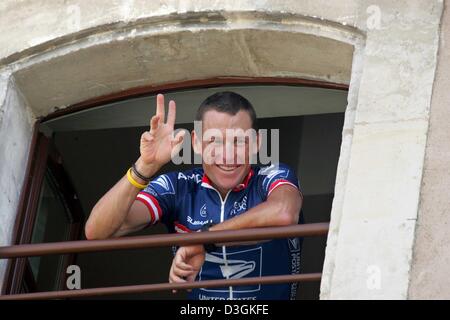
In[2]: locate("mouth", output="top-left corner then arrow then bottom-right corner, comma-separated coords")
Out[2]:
217,164 -> 241,173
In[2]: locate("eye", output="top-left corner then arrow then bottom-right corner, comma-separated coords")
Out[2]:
211,136 -> 223,145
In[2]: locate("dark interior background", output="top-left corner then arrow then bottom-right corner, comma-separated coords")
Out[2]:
50,112 -> 344,300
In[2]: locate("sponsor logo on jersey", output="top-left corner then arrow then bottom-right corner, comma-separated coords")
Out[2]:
230,196 -> 247,216
200,204 -> 207,218
187,216 -> 211,226
150,175 -> 175,195
259,164 -> 290,191
288,237 -> 301,253
178,172 -> 202,183
199,247 -> 262,293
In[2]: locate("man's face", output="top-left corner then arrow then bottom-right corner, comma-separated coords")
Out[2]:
193,109 -> 258,196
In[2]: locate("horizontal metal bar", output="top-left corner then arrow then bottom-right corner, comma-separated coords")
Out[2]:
0,223 -> 329,259
0,273 -> 322,300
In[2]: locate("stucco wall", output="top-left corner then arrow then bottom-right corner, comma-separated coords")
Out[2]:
408,3 -> 450,299
322,1 -> 442,299
0,0 -> 445,298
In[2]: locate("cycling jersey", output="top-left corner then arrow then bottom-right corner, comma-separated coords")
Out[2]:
136,163 -> 303,300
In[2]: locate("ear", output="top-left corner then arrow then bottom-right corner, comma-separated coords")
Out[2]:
192,129 -> 202,155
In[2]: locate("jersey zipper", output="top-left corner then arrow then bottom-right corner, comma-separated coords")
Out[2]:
212,188 -> 233,300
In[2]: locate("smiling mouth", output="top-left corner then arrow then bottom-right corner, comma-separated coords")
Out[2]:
217,164 -> 241,172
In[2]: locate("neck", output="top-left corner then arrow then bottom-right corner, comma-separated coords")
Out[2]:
208,181 -> 229,200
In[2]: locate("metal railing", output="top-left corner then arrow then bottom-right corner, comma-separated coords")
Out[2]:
0,222 -> 329,300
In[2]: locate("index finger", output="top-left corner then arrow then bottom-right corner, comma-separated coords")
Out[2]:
175,252 -> 194,271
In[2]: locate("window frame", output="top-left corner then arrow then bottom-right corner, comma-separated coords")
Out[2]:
1,76 -> 348,295
2,134 -> 84,294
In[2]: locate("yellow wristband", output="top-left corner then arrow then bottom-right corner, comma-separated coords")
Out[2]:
126,168 -> 147,189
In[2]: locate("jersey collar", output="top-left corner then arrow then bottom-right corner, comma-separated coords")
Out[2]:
201,168 -> 255,192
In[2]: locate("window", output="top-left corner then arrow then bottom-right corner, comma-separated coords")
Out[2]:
4,137 -> 83,294
4,80 -> 347,299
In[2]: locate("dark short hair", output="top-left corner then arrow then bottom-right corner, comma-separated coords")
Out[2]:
195,91 -> 258,130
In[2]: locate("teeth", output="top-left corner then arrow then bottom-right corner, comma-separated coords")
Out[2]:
218,165 -> 238,171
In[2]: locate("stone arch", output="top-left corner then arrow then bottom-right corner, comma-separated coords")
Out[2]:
8,11 -> 357,117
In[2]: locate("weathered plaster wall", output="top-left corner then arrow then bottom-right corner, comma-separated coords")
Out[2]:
0,73 -> 34,288
0,0 -> 362,64
13,28 -> 354,117
0,0 -> 445,299
321,0 -> 443,299
408,3 -> 450,299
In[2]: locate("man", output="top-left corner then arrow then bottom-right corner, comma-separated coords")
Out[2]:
85,91 -> 303,300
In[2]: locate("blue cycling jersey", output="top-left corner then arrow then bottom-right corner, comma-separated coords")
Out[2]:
136,163 -> 303,300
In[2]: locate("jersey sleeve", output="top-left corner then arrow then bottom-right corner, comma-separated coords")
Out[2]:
258,163 -> 302,199
135,172 -> 177,227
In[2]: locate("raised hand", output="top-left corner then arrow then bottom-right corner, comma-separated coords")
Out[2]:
138,94 -> 185,173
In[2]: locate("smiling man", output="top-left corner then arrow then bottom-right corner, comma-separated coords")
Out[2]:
85,91 -> 303,300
